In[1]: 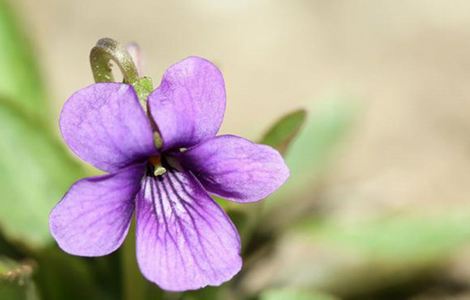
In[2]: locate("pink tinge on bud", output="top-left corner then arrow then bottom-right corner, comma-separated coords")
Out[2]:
126,42 -> 143,76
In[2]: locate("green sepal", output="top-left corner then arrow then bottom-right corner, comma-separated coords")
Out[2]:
132,76 -> 153,105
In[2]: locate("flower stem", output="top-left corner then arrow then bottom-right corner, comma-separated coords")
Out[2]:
89,38 -> 140,85
89,38 -> 162,149
89,38 -> 162,300
121,219 -> 163,300
121,220 -> 145,300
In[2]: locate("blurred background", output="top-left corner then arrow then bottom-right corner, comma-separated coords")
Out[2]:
1,0 -> 470,299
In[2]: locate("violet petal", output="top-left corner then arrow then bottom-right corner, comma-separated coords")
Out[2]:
49,163 -> 145,256
179,135 -> 290,203
135,168 -> 241,291
148,57 -> 226,150
60,83 -> 156,173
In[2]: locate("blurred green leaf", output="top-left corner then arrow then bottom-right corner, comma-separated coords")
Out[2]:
0,99 -> 84,247
0,0 -> 47,117
261,109 -> 307,155
0,257 -> 34,279
182,285 -> 227,300
271,98 -> 357,203
262,98 -> 358,227
120,222 -> 164,300
285,98 -> 357,187
269,209 -> 470,297
34,246 -> 117,300
238,98 -> 358,258
299,209 -> 470,261
0,257 -> 39,300
260,288 -> 338,300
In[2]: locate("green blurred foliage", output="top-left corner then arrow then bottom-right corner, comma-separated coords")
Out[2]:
0,100 -> 84,247
0,0 -> 47,118
261,109 -> 307,155
0,257 -> 39,300
268,98 -> 357,206
0,0 -> 84,249
283,98 -> 357,191
259,97 -> 358,234
33,246 -> 121,300
300,209 -> 470,262
260,288 -> 338,300
248,209 -> 470,298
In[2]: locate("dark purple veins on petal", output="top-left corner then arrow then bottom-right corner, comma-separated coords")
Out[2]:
179,135 -> 290,203
135,166 -> 241,291
49,163 -> 145,256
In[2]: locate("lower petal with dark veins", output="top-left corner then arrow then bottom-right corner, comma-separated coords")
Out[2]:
135,168 -> 242,291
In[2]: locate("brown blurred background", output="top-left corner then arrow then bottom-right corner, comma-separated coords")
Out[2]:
15,0 -> 470,214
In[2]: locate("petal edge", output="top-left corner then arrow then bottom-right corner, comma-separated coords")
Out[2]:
180,135 -> 290,203
148,57 -> 226,150
49,164 -> 144,256
135,168 -> 241,291
60,83 -> 156,172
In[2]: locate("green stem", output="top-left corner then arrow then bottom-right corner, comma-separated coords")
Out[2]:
121,219 -> 163,300
239,202 -> 266,252
89,38 -> 162,300
122,221 -> 172,300
89,38 -> 139,84
89,38 -> 162,149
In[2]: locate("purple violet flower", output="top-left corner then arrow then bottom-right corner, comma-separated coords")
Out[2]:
49,57 -> 289,291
